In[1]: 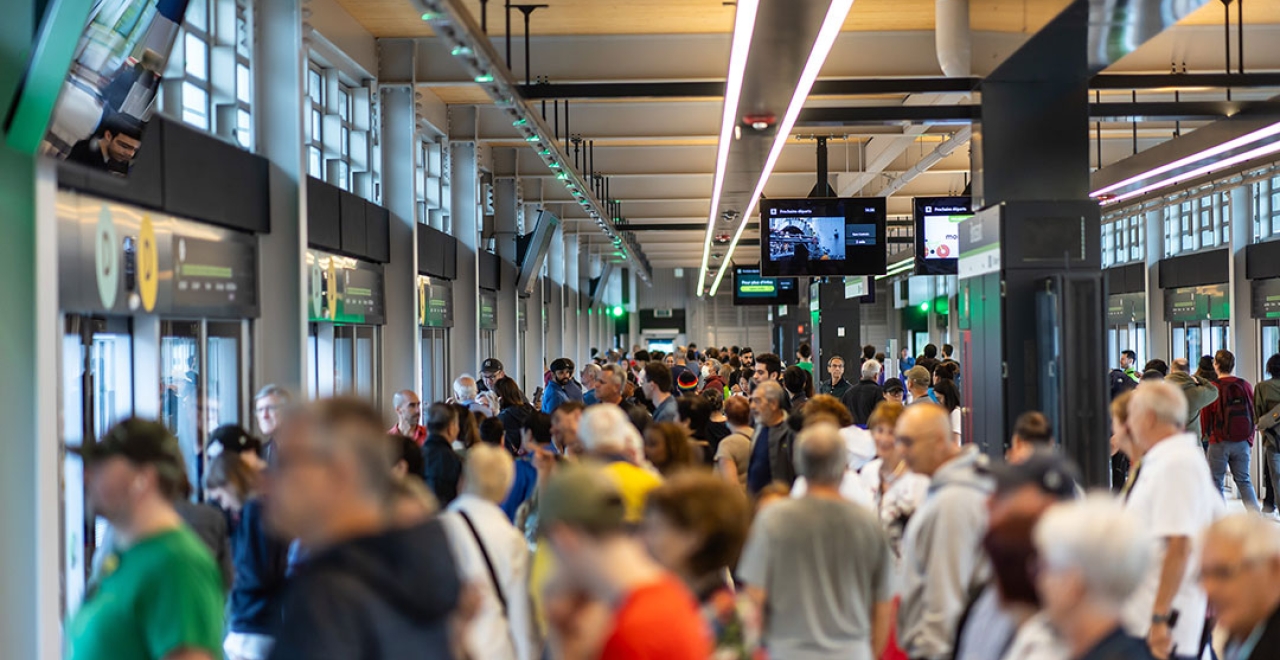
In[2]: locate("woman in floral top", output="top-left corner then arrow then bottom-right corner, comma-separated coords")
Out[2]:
857,402 -> 930,558
641,472 -> 764,660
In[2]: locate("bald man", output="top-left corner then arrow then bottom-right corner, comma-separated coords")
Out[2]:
391,390 -> 426,446
895,403 -> 994,660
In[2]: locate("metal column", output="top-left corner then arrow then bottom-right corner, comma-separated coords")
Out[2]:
493,149 -> 521,381
449,139 -> 481,378
816,279 -> 862,368
1230,186 -> 1256,379
254,0 -> 308,394
1144,208 -> 1168,361
966,2 -> 1108,485
545,230 -> 565,380
377,47 -> 421,404
564,234 -> 580,365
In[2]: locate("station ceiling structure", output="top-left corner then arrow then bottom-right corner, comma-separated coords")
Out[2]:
338,0 -> 1280,291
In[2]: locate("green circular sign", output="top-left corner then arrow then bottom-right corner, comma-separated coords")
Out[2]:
95,205 -> 118,309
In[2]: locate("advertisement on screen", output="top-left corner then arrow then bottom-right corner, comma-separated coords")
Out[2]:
760,198 -> 887,277
42,0 -> 191,176
914,197 -> 973,276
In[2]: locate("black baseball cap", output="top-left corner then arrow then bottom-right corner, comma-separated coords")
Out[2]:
481,358 -> 504,375
208,424 -> 261,456
550,357 -> 575,373
882,378 -> 905,395
71,418 -> 184,466
989,452 -> 1080,501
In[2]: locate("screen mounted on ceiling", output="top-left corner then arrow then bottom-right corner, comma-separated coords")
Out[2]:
914,197 -> 973,276
760,197 -> 887,277
41,0 -> 191,177
733,266 -> 799,306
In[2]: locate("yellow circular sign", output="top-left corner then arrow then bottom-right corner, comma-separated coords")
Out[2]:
326,259 -> 338,320
138,215 -> 159,312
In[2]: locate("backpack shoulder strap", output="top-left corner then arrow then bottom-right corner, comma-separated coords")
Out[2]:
457,510 -> 508,615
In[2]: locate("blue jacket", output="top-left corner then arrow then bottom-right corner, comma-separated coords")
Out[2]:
500,457 -> 538,521
228,498 -> 290,635
541,379 -> 584,413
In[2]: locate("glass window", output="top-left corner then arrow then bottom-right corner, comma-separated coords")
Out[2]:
236,109 -> 251,148
181,81 -> 209,129
338,87 -> 351,122
355,326 -> 376,401
334,326 -> 354,395
184,32 -> 208,80
236,63 -> 251,104
310,108 -> 322,142
308,69 -> 324,106
206,322 -> 242,431
161,321 -> 202,500
309,146 -> 323,179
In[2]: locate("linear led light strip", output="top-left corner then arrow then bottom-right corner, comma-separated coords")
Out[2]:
708,0 -> 857,297
697,0 -> 761,295
1092,121 -> 1280,199
1101,137 -> 1280,206
882,257 -> 915,277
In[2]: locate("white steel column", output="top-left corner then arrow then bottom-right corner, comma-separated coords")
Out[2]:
378,40 -> 420,404
255,0 -> 308,394
564,234 -> 580,364
449,138 -> 481,376
545,229 -> 565,373
1144,208 -> 1167,362
523,267 -> 545,394
1230,186 -> 1257,381
493,149 -> 520,380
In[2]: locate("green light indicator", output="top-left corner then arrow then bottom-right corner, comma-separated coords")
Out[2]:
919,302 -> 929,312
512,118 -> 528,127
549,161 -> 561,168
450,46 -> 472,56
421,12 -> 441,21
611,306 -> 624,317
474,73 -> 494,83
556,172 -> 569,180
525,135 -> 540,142
538,149 -> 551,156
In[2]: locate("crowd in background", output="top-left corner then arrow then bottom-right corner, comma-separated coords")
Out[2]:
64,341 -> 1280,660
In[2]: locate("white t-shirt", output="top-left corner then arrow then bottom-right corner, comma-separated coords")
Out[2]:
950,408 -> 962,443
841,425 -> 876,472
792,471 -> 874,511
1122,432 -> 1225,655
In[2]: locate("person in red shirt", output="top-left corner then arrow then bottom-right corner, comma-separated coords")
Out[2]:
539,464 -> 712,660
389,389 -> 427,446
1204,349 -> 1260,510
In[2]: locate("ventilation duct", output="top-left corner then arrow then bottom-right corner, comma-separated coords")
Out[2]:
936,0 -> 971,78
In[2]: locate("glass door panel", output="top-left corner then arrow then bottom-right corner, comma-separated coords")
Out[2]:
307,323 -> 319,400
1186,324 -> 1203,363
334,325 -> 355,395
1262,322 -> 1280,367
1209,321 -> 1230,356
1107,327 -> 1119,369
1135,324 -> 1147,368
206,322 -> 243,430
161,321 -> 202,499
354,325 -> 377,403
1172,325 -> 1187,362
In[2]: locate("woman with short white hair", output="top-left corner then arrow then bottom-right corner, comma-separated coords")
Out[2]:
1032,496 -> 1153,660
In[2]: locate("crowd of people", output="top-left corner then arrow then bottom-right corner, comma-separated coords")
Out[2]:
64,341 -> 1280,660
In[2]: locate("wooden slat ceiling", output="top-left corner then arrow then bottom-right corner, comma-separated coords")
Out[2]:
335,0 -> 939,38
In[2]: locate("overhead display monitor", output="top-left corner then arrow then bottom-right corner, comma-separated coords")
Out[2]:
733,266 -> 799,306
760,198 -> 887,277
40,0 -> 191,176
914,197 -> 973,276
516,208 -> 560,297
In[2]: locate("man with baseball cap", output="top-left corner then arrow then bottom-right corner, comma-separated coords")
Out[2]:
67,419 -> 225,660
539,465 -> 710,659
542,357 -> 584,414
480,358 -> 506,392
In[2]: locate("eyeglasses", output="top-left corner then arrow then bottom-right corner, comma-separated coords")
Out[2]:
1198,559 -> 1264,584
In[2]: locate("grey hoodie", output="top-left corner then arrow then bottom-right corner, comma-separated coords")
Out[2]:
897,446 -> 994,660
1167,370 -> 1219,429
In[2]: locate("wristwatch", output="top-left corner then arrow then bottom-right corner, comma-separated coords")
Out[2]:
1151,612 -> 1175,626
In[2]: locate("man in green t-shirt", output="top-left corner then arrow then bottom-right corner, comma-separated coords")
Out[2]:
68,419 -> 224,660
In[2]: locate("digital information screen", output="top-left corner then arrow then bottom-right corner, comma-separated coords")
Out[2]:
914,197 -> 973,276
733,266 -> 799,306
760,198 -> 887,277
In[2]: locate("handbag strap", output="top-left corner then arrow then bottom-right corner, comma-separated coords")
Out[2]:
457,510 -> 509,615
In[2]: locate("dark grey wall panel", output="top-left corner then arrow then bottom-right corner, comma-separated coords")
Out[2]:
478,250 -> 500,291
1247,241 -> 1280,281
365,203 -> 390,263
1104,262 -> 1145,295
306,177 -> 342,251
418,224 -> 457,280
1158,249 -> 1228,289
162,119 -> 269,233
339,191 -> 367,256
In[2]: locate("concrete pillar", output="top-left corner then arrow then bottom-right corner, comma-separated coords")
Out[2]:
378,75 -> 419,403
449,139 -> 480,377
254,0 -> 308,394
1144,208 -> 1167,362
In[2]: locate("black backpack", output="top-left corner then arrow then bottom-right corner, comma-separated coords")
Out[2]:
1109,369 -> 1137,400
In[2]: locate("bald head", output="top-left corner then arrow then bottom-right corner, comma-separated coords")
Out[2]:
895,403 -> 957,476
393,390 -> 421,430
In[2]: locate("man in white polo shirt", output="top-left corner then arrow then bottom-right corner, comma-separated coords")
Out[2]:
1124,380 -> 1226,660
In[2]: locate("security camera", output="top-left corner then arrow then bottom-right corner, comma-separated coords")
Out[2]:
742,113 -> 777,131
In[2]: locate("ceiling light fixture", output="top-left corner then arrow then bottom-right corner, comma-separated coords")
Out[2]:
1092,120 -> 1280,202
697,0 -> 761,295
708,0 -> 858,296
1101,137 -> 1280,205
